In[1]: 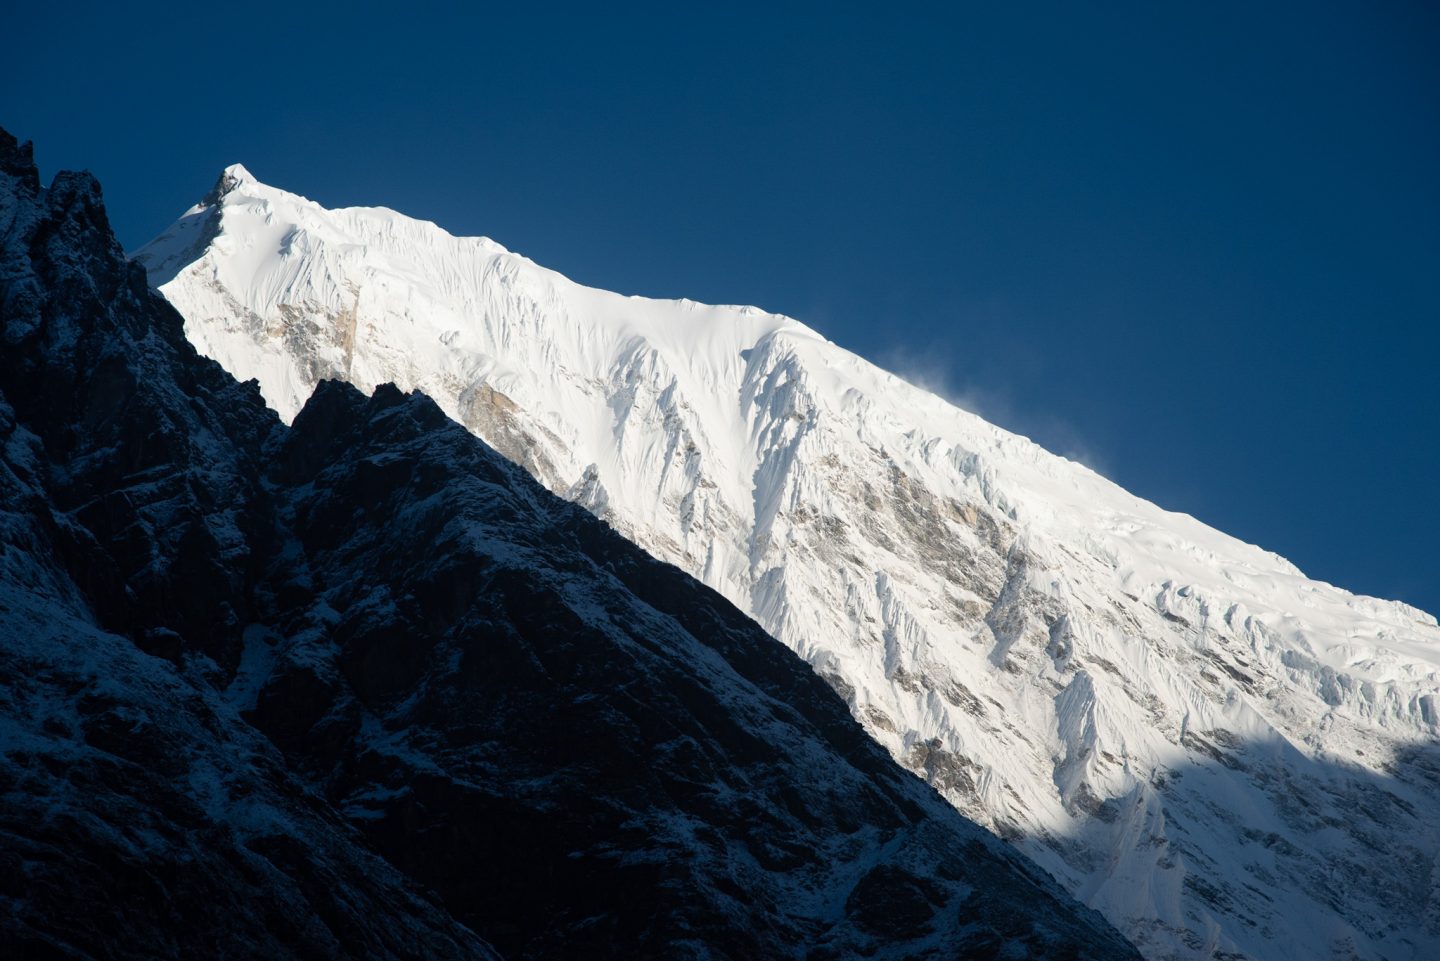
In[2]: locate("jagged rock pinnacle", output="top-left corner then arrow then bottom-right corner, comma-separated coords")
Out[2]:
203,162 -> 257,206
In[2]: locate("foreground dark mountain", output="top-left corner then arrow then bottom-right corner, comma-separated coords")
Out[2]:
0,129 -> 1139,960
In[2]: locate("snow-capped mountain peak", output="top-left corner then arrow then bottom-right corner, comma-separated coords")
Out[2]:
3,128 -> 1138,959
136,168 -> 1440,961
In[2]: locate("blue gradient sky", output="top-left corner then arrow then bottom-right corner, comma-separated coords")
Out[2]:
6,1 -> 1437,613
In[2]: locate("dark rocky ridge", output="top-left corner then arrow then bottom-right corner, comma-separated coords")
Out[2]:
0,129 -> 1141,960
0,131 -> 498,961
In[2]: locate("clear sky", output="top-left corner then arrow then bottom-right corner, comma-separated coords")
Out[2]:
5,1 -> 1437,614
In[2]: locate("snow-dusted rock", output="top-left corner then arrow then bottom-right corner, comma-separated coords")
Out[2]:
140,166 -> 1440,961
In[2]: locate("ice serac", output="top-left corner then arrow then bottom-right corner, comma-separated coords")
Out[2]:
3,129 -> 1139,960
137,167 -> 1440,961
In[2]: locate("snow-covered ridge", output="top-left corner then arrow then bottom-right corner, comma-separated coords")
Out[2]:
137,168 -> 1440,961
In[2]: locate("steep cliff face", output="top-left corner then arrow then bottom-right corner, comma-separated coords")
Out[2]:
138,164 -> 1440,961
1,131 -> 1139,959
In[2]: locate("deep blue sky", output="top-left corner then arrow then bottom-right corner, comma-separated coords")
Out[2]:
6,2 -> 1437,614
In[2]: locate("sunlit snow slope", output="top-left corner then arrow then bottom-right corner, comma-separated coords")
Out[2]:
137,166 -> 1440,961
